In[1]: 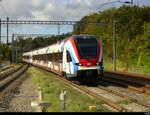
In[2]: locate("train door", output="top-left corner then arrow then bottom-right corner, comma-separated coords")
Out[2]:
62,48 -> 67,72
63,47 -> 73,76
66,51 -> 72,75
63,47 -> 73,77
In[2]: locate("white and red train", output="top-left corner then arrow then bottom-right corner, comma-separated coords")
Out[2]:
23,35 -> 104,80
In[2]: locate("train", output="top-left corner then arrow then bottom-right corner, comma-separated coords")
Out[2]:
22,35 -> 104,81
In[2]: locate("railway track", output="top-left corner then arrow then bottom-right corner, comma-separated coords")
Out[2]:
83,85 -> 150,112
97,81 -> 150,111
103,71 -> 150,94
104,70 -> 150,80
104,70 -> 150,87
0,65 -> 12,73
102,76 -> 150,94
0,64 -> 28,111
0,64 -> 23,81
0,65 -> 28,92
63,78 -> 150,111
56,74 -> 150,111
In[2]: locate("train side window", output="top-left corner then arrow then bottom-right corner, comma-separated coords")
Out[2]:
59,52 -> 63,63
44,54 -> 46,62
49,53 -> 52,61
67,51 -> 72,62
43,54 -> 45,62
54,53 -> 58,66
43,54 -> 44,61
46,54 -> 49,62
42,55 -> 44,61
46,54 -> 48,61
38,55 -> 39,60
39,55 -> 41,61
45,54 -> 48,61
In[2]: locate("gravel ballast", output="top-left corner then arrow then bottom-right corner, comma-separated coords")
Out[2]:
2,74 -> 39,112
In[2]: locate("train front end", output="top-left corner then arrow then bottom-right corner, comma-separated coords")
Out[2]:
72,35 -> 103,80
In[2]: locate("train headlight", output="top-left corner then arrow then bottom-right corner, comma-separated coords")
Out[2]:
79,63 -> 82,66
97,62 -> 103,66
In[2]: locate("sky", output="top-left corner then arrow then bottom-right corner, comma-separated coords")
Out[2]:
0,0 -> 150,43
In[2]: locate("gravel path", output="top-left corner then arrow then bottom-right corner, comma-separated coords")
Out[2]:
4,75 -> 39,112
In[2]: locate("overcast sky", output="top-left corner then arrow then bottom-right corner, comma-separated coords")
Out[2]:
1,0 -> 150,20
0,0 -> 150,43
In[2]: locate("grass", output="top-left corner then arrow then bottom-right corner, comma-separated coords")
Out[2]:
27,66 -> 110,112
104,59 -> 150,76
116,98 -> 136,105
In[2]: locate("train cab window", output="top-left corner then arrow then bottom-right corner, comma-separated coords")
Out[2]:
74,36 -> 98,59
67,51 -> 72,62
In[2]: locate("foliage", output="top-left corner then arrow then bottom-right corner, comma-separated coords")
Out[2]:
0,43 -> 11,63
73,5 -> 150,73
15,32 -> 72,52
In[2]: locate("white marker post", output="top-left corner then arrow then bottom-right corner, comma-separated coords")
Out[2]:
59,89 -> 67,110
31,87 -> 51,112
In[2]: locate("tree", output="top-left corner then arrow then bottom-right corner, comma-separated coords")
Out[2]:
0,43 -> 11,63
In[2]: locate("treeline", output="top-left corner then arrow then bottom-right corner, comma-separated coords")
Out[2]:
0,43 -> 11,63
14,33 -> 72,52
0,33 -> 71,63
73,5 -> 150,72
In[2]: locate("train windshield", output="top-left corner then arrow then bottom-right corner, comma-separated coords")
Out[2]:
74,36 -> 98,59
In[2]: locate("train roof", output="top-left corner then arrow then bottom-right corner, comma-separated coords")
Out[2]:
62,34 -> 96,42
71,34 -> 96,39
